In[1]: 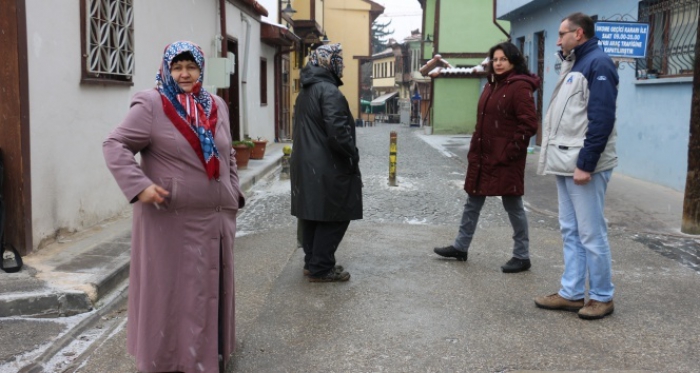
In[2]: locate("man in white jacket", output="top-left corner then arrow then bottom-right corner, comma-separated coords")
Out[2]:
534,12 -> 618,320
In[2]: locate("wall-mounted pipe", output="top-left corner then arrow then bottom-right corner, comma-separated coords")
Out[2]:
493,0 -> 510,40
240,13 -> 252,138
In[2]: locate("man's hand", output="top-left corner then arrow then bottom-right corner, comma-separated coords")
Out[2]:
573,168 -> 591,185
137,184 -> 169,204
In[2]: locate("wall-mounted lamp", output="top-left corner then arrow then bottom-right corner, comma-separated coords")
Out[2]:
281,0 -> 296,15
424,34 -> 432,43
321,33 -> 330,44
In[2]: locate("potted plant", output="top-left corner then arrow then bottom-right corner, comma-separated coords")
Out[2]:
232,140 -> 254,169
250,137 -> 268,159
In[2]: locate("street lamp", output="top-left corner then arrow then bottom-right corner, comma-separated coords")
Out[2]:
281,0 -> 296,15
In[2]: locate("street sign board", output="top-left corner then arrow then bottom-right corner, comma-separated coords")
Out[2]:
595,21 -> 649,58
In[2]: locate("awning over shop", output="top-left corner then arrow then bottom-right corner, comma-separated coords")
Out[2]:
360,99 -> 373,113
370,91 -> 398,106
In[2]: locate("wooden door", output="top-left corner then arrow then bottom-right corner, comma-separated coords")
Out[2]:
281,56 -> 291,140
536,31 -> 545,146
0,0 -> 32,254
227,39 -> 241,141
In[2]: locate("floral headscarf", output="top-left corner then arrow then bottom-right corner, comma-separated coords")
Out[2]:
308,43 -> 344,78
156,41 -> 220,180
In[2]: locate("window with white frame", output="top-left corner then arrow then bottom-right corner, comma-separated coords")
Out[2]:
638,0 -> 698,77
81,0 -> 134,84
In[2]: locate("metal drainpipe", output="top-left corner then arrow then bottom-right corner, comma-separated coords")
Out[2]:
240,13 -> 252,138
219,0 -> 227,57
493,0 -> 510,40
219,0 -> 229,105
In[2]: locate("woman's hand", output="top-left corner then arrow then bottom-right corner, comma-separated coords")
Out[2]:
137,184 -> 169,204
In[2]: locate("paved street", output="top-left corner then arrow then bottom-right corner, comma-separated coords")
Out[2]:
11,124 -> 700,372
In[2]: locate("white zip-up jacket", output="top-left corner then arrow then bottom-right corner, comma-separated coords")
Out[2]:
537,38 -> 619,176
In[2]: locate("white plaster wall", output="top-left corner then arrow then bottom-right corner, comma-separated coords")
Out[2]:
226,4 -> 276,142
505,0 -> 692,191
26,0 -> 219,248
261,43 -> 277,142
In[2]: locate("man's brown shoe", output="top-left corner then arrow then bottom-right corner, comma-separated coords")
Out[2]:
578,299 -> 614,320
534,293 -> 584,312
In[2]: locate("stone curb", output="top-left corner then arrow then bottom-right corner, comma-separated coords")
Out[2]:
0,148 -> 284,319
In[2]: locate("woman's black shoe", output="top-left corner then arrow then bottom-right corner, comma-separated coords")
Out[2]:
308,269 -> 351,282
501,257 -> 531,273
303,265 -> 344,276
433,245 -> 468,261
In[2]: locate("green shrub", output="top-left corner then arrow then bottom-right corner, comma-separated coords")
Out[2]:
232,140 -> 254,148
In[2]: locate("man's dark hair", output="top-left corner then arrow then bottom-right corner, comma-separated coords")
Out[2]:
172,51 -> 196,64
563,12 -> 595,39
488,42 -> 530,76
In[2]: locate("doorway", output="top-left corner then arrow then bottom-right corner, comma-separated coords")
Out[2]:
279,56 -> 291,140
227,39 -> 241,141
0,0 -> 32,255
535,31 -> 545,146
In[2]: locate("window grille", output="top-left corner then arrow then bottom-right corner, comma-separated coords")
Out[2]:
86,0 -> 134,80
638,0 -> 698,77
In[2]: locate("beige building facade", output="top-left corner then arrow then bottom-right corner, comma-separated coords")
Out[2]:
283,0 -> 384,125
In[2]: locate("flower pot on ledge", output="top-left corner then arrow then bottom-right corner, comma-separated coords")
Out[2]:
232,141 -> 254,169
250,139 -> 268,159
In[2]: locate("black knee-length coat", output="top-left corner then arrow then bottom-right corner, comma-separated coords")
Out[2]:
465,70 -> 540,196
290,64 -> 363,221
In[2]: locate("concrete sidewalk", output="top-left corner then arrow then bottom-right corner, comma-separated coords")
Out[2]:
229,221 -> 700,372
3,127 -> 700,372
0,141 -> 287,319
425,133 -> 688,237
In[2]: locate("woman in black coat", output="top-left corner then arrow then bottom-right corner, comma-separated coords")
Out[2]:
291,43 -> 362,282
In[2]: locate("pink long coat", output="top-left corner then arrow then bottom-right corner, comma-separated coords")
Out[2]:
103,89 -> 245,373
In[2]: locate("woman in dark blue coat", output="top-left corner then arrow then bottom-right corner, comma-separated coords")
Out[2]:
290,43 -> 362,282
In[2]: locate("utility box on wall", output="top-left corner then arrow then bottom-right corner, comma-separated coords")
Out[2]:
205,54 -> 235,89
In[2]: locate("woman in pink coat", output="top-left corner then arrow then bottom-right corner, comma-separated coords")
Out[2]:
103,41 -> 245,373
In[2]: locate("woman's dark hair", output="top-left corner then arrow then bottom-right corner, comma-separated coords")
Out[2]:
172,51 -> 196,64
488,42 -> 530,75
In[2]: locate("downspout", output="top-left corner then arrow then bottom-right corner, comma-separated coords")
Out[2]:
218,0 -> 229,106
240,13 -> 252,138
274,47 -> 293,142
493,0 -> 510,40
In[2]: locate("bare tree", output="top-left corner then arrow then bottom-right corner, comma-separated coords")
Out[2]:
371,19 -> 394,54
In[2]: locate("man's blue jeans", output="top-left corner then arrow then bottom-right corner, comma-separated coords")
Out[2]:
556,170 -> 614,302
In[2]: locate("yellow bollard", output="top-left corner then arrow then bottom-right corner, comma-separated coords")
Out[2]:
280,145 -> 292,179
389,131 -> 397,186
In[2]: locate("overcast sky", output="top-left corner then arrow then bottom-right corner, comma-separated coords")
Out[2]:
374,0 -> 423,41
258,0 -> 423,41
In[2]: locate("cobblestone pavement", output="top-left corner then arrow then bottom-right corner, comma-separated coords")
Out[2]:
239,123 -> 700,274
237,124 -> 560,240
